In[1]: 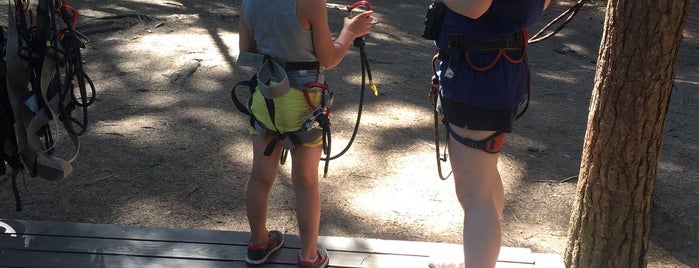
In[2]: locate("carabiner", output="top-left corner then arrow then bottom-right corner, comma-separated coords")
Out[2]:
348,0 -> 372,12
347,1 -> 372,18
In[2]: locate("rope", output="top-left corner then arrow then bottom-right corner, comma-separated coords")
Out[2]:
529,0 -> 589,44
320,1 -> 375,168
320,38 -> 370,162
430,54 -> 452,180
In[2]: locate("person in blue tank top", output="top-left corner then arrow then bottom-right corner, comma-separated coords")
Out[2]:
238,1 -> 373,267
430,0 -> 550,267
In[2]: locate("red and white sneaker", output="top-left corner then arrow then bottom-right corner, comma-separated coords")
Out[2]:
297,247 -> 329,268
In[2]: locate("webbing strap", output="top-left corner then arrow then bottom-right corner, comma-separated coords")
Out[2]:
231,76 -> 256,116
447,126 -> 505,154
447,31 -> 526,52
262,97 -> 279,156
442,30 -> 528,77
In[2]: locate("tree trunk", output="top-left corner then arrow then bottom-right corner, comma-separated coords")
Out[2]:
564,1 -> 688,267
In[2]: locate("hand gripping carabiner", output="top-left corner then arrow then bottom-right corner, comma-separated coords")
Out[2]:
347,1 -> 372,17
347,0 -> 372,43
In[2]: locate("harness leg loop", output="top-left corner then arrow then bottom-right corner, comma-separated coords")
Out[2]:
447,126 -> 505,154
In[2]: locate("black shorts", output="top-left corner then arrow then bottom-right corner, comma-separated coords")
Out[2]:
441,97 -> 518,133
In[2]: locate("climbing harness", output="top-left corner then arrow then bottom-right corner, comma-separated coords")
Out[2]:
426,0 -> 589,180
2,0 -> 95,210
231,0 -> 376,178
231,58 -> 334,177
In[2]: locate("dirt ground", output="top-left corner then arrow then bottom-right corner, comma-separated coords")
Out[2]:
1,0 -> 698,267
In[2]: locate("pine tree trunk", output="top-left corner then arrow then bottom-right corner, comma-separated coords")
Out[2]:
564,1 -> 688,267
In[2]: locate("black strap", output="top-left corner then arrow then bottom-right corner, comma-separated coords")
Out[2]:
516,62 -> 531,119
261,96 -> 280,156
230,74 -> 257,115
263,135 -> 283,156
285,61 -> 320,71
447,126 -> 504,154
447,31 -> 525,52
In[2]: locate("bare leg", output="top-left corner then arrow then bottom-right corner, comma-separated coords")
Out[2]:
246,133 -> 283,246
448,124 -> 505,268
290,144 -> 323,261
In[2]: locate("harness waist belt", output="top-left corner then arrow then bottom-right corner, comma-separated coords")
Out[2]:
447,31 -> 525,52
236,52 -> 319,72
285,61 -> 320,71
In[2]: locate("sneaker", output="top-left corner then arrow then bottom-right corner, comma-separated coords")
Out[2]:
297,247 -> 329,268
245,230 -> 284,265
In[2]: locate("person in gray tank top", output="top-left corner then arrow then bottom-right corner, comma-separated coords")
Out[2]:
238,1 -> 373,267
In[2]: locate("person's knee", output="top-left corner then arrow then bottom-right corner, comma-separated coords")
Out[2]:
250,173 -> 277,188
455,183 -> 498,211
292,175 -> 319,189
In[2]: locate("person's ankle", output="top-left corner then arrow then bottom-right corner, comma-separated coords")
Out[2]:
249,232 -> 271,249
299,250 -> 318,263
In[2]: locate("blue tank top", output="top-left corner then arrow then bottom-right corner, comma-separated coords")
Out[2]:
436,0 -> 546,109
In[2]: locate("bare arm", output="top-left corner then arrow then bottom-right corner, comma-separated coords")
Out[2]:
298,0 -> 373,69
441,0 -> 550,19
238,13 -> 257,53
442,0 -> 492,19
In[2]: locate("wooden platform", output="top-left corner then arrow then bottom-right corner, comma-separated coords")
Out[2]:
0,219 -> 563,267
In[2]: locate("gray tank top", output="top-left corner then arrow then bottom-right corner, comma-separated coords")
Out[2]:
242,0 -> 317,63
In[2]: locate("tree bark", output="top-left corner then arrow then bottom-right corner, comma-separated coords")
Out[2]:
564,1 -> 688,267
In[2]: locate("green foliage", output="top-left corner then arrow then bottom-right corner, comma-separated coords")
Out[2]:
149,155 -> 164,167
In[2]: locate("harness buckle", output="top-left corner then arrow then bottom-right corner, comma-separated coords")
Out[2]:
301,108 -> 325,132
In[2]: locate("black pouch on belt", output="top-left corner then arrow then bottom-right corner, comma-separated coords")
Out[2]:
421,1 -> 447,40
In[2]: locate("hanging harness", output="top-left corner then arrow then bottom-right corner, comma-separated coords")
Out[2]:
2,0 -> 95,210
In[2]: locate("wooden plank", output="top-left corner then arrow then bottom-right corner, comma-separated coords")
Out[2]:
0,248 -> 438,268
0,250 -> 294,268
0,234 -> 433,267
0,219 -> 245,245
0,219 -> 545,267
1,219 -> 534,264
1,219 -> 438,255
0,234 -> 247,261
498,247 -> 535,264
2,219 -> 435,256
532,253 -> 564,268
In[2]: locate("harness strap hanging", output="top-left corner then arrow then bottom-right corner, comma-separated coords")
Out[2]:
6,0 -> 84,181
429,54 -> 452,180
262,97 -> 278,156
302,82 -> 332,177
1,57 -> 24,211
3,0 -> 96,211
516,62 -> 531,120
